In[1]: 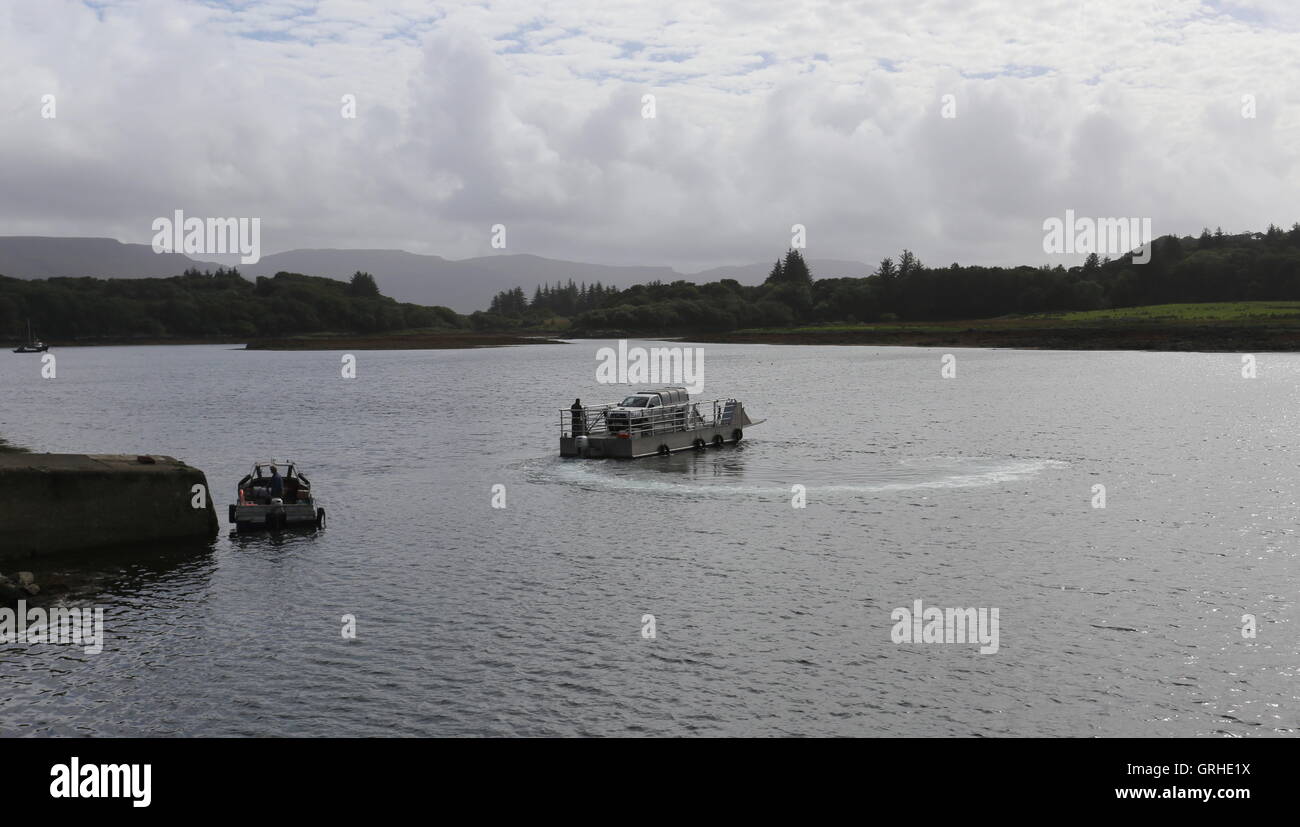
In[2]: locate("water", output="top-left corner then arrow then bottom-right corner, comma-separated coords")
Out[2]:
1,342 -> 1297,736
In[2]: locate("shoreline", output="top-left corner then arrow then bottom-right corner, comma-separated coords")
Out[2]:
19,319 -> 1300,353
14,333 -> 567,350
244,332 -> 567,350
18,337 -> 246,347
669,322 -> 1300,352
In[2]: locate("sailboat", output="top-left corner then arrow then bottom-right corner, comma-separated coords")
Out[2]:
12,320 -> 48,353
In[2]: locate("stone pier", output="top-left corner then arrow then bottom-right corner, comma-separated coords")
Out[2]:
0,454 -> 218,561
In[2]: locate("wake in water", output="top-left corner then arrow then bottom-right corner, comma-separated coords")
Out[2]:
520,451 -> 1067,501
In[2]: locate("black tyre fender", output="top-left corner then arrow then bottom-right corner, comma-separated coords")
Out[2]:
692,438 -> 706,451
229,504 -> 237,524
657,444 -> 670,456
712,434 -> 724,448
732,429 -> 743,443
316,508 -> 326,529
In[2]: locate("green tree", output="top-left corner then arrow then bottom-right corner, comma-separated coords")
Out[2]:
898,249 -> 922,279
781,248 -> 812,284
764,258 -> 784,285
348,271 -> 380,297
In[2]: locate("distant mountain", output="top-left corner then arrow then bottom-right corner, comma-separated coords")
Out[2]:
0,236 -> 211,279
0,236 -> 870,313
238,251 -> 684,313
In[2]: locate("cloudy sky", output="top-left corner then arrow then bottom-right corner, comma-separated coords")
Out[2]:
1,0 -> 1297,272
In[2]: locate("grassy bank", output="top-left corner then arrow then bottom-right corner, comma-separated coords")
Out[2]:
24,301 -> 1300,352
681,302 -> 1300,351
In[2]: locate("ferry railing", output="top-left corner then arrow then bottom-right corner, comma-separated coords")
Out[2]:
560,399 -> 738,439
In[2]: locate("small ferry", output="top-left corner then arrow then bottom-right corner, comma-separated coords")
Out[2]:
560,387 -> 763,458
12,320 -> 48,353
229,460 -> 325,531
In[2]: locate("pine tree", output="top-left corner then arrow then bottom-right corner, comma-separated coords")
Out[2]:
874,257 -> 898,311
898,249 -> 922,278
765,259 -> 784,285
782,248 -> 812,284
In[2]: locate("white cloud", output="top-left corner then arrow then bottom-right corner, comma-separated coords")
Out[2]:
0,0 -> 1297,273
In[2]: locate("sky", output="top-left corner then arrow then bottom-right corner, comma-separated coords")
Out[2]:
1,0 -> 1297,272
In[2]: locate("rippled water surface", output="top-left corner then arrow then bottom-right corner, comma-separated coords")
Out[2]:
2,342 -> 1298,736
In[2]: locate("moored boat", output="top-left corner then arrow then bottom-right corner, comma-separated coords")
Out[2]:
228,460 -> 325,531
12,320 -> 48,353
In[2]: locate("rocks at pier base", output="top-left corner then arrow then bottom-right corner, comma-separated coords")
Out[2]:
17,571 -> 38,595
0,454 -> 218,562
0,574 -> 22,603
0,572 -> 38,603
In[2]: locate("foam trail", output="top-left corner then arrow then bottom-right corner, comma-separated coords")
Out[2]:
525,457 -> 1067,499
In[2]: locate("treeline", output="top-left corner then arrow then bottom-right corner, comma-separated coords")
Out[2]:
12,224 -> 1300,342
0,268 -> 466,341
476,225 -> 1300,333
482,280 -> 617,326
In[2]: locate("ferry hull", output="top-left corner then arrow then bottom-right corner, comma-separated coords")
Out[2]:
561,423 -> 744,458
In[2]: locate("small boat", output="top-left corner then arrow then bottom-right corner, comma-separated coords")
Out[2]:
228,460 -> 325,531
12,320 -> 48,353
560,387 -> 764,458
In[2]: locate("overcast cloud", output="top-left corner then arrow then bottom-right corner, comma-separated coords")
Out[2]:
1,0 -> 1297,272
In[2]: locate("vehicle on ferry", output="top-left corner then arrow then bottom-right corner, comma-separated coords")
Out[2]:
561,387 -> 762,458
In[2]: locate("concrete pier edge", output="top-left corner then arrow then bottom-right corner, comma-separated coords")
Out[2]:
0,454 -> 219,561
